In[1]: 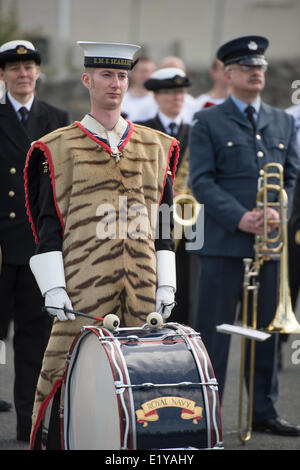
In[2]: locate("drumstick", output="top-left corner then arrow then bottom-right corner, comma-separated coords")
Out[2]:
42,306 -> 104,322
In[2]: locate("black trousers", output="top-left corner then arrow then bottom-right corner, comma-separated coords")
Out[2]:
0,264 -> 52,432
172,240 -> 190,324
288,236 -> 300,309
193,256 -> 279,423
171,241 -> 200,326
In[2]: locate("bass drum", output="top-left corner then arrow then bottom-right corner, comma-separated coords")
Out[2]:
62,322 -> 223,450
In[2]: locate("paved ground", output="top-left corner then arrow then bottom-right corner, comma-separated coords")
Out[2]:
222,333 -> 300,451
0,322 -> 300,452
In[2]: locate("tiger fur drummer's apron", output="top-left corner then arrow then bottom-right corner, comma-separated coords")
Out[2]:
24,119 -> 178,448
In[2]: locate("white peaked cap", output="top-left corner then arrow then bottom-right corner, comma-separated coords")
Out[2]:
0,40 -> 41,67
151,67 -> 186,80
144,67 -> 191,91
0,40 -> 36,53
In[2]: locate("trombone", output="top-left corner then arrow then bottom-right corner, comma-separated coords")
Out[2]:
239,162 -> 300,443
219,162 -> 300,444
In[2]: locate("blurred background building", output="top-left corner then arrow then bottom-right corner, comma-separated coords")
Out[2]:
1,0 -> 300,119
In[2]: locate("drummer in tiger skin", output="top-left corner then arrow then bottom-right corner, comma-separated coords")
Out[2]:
24,41 -> 178,449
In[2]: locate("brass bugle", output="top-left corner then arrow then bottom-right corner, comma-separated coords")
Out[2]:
173,193 -> 201,250
172,146 -> 201,249
173,193 -> 201,227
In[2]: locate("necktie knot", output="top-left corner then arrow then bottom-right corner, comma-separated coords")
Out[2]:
169,122 -> 177,136
245,105 -> 256,130
19,106 -> 28,125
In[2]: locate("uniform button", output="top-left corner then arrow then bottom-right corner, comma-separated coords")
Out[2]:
8,190 -> 15,197
227,141 -> 233,147
278,143 -> 285,149
10,167 -> 17,174
9,212 -> 16,219
256,134 -> 261,140
257,151 -> 264,158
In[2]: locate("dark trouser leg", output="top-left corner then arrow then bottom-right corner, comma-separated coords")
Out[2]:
245,260 -> 279,422
188,253 -> 200,326
47,389 -> 61,449
172,240 -> 190,324
193,256 -> 279,421
0,264 -> 14,340
193,256 -> 243,402
288,231 -> 300,310
0,265 -> 15,407
12,265 -> 52,433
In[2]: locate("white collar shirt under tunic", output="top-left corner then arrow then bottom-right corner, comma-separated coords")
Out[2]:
80,113 -> 128,159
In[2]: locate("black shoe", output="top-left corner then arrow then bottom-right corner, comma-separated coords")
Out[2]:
0,400 -> 12,412
253,417 -> 300,436
17,427 -> 31,442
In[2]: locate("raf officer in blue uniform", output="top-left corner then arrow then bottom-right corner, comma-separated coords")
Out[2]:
189,35 -> 300,436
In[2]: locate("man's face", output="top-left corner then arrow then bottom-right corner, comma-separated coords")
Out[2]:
226,64 -> 266,97
0,60 -> 39,100
154,88 -> 185,118
130,59 -> 156,87
82,68 -> 129,111
210,59 -> 228,87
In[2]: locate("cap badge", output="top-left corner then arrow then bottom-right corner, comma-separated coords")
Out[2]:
174,76 -> 184,85
17,46 -> 28,55
248,41 -> 258,51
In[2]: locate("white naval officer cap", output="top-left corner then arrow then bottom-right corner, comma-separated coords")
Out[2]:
0,40 -> 41,68
144,67 -> 191,91
77,41 -> 141,70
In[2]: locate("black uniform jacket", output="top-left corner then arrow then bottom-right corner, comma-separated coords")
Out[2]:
0,95 -> 69,265
135,115 -> 189,171
290,170 -> 300,236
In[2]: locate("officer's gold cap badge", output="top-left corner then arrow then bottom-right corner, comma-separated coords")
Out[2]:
174,76 -> 184,85
17,46 -> 28,55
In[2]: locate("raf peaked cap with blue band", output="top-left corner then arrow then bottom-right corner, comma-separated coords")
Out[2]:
217,35 -> 269,66
0,40 -> 41,68
77,41 -> 141,70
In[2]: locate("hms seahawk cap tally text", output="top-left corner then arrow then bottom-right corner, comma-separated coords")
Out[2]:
77,41 -> 141,70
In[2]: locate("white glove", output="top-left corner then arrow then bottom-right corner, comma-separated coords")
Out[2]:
156,250 -> 176,320
30,251 -> 75,321
156,286 -> 176,319
45,287 -> 75,321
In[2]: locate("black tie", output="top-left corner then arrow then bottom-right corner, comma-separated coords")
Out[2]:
169,122 -> 177,136
19,107 -> 28,126
245,105 -> 256,131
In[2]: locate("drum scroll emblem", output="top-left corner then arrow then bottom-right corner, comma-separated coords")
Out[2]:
136,396 -> 203,427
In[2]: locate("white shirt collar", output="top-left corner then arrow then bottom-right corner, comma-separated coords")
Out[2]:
158,111 -> 182,133
80,113 -> 128,149
7,91 -> 34,113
